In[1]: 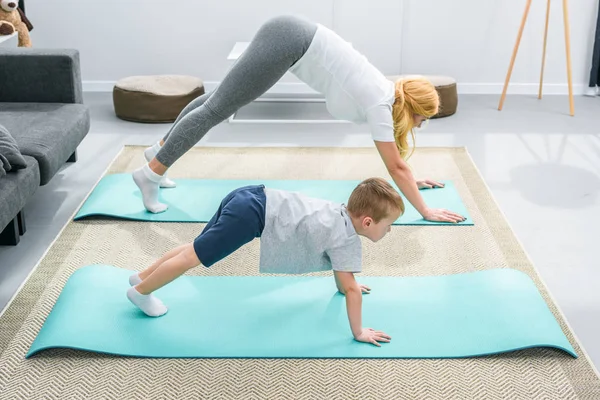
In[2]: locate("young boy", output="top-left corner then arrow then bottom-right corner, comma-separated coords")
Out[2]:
127,177 -> 404,347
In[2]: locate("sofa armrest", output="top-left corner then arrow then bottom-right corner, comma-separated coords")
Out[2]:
0,48 -> 83,104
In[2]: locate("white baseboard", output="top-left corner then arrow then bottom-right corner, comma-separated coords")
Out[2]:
457,83 -> 586,95
84,80 -> 587,96
83,81 -> 118,92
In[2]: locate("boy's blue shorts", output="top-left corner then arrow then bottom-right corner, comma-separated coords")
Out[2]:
193,185 -> 266,267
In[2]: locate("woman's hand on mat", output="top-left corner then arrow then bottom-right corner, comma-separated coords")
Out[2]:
358,284 -> 371,294
416,179 -> 444,190
355,328 -> 391,347
422,208 -> 466,223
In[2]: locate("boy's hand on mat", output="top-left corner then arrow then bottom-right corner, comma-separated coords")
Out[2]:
417,179 -> 444,190
358,284 -> 371,294
423,208 -> 466,224
355,328 -> 391,347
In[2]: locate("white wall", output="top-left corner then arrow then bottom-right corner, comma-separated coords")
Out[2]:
400,0 -> 599,94
25,0 -> 599,94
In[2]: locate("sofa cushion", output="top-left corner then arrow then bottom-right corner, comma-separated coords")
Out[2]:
0,122 -> 27,173
0,155 -> 39,233
0,103 -> 90,185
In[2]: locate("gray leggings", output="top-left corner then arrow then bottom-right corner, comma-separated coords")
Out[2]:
156,15 -> 318,167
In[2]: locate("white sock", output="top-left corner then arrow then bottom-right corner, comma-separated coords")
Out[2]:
127,286 -> 168,317
144,142 -> 176,188
129,273 -> 142,286
143,141 -> 162,162
584,86 -> 598,97
132,164 -> 168,213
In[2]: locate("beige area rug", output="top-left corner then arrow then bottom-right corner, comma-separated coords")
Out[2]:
0,145 -> 599,400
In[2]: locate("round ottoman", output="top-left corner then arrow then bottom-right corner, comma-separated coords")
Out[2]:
113,75 -> 205,123
387,75 -> 457,118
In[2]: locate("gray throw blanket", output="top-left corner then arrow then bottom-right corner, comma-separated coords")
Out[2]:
0,123 -> 27,176
0,156 -> 7,178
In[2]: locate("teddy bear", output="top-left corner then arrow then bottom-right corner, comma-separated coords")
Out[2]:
0,0 -> 33,47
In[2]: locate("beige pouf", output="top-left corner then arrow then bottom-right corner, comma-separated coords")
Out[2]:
387,75 -> 458,118
113,75 -> 205,123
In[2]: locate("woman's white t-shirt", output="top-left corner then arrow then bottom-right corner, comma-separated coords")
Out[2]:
288,23 -> 396,143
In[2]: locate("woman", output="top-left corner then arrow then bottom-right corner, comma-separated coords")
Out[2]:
133,15 -> 465,223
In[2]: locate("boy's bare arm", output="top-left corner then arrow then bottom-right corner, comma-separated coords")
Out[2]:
333,270 -> 363,337
333,270 -> 391,346
335,272 -> 371,295
334,270 -> 346,294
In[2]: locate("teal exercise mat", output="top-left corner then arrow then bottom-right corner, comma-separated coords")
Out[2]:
74,174 -> 473,225
27,265 -> 575,359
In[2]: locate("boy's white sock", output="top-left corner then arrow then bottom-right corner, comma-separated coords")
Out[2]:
127,286 -> 168,317
144,141 -> 176,188
129,273 -> 142,286
132,164 -> 168,213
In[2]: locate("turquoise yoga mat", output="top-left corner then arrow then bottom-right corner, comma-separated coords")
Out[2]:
74,174 -> 472,225
27,264 -> 576,359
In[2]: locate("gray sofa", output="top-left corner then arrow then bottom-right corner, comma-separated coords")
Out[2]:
0,48 -> 90,245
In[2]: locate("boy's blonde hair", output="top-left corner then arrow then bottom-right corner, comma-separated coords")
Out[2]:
347,178 -> 405,223
393,76 -> 440,160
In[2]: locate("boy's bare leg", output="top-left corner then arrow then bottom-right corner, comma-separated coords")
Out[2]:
128,244 -> 189,286
135,244 -> 201,295
126,244 -> 200,317
139,244 -> 189,280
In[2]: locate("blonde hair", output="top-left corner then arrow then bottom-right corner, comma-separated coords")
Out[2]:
393,77 -> 440,160
347,177 -> 405,223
